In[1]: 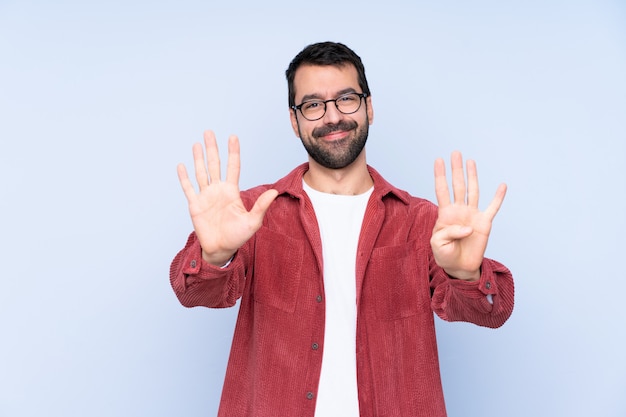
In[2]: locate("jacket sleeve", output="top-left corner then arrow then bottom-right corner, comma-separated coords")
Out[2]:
429,255 -> 515,328
169,232 -> 249,308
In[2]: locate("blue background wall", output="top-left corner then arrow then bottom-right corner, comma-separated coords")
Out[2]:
1,1 -> 625,416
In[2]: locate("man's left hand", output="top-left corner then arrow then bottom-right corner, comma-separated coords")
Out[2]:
430,151 -> 507,281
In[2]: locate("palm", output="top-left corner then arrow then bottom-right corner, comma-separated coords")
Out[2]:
186,177 -> 252,257
177,131 -> 278,265
430,152 -> 507,281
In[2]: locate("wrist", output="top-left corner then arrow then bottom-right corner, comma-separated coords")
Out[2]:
444,268 -> 481,282
202,249 -> 236,267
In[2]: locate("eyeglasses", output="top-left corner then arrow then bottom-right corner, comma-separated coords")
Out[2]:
291,92 -> 368,121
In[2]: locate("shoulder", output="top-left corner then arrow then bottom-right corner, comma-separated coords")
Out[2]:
240,163 -> 308,209
369,165 -> 436,209
367,167 -> 439,233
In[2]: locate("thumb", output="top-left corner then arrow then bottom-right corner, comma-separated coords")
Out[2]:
250,189 -> 279,218
432,225 -> 473,245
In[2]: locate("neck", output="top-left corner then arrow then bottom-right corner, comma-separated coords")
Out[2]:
304,153 -> 373,195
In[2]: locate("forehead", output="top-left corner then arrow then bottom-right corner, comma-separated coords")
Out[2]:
293,64 -> 360,100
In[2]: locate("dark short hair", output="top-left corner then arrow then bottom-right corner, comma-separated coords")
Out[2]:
285,41 -> 371,108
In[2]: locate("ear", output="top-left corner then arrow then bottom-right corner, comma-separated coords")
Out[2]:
366,95 -> 374,125
289,108 -> 301,137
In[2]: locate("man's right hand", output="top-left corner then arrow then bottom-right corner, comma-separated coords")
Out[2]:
177,130 -> 279,266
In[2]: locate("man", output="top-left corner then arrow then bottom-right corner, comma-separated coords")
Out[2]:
170,41 -> 514,417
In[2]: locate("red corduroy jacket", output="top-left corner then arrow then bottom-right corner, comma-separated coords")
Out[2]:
170,163 -> 515,417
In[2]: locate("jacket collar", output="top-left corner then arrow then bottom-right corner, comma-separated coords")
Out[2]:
273,163 -> 411,205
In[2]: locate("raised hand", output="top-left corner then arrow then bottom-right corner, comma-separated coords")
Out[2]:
177,130 -> 279,266
430,151 -> 507,281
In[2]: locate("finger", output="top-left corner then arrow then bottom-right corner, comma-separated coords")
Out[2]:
177,163 -> 197,200
466,159 -> 479,208
451,151 -> 466,204
483,183 -> 507,221
204,130 -> 221,183
431,225 -> 473,246
434,157 -> 451,207
250,189 -> 279,220
225,135 -> 241,185
192,142 -> 209,191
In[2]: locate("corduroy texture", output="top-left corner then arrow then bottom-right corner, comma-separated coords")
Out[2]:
170,163 -> 515,417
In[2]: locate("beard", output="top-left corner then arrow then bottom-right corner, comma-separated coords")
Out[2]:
298,117 -> 369,169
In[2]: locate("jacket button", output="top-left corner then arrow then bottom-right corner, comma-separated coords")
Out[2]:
485,281 -> 492,290
190,260 -> 197,268
316,295 -> 322,303
306,392 -> 314,400
312,343 -> 319,350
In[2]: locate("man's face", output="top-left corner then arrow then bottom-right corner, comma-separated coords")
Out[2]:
289,64 -> 374,169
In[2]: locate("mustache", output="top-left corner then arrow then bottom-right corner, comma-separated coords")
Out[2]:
312,120 -> 358,138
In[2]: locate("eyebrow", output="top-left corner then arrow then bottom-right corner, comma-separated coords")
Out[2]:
300,87 -> 358,103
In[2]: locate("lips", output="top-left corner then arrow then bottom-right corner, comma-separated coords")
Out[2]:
312,120 -> 358,141
320,130 -> 350,141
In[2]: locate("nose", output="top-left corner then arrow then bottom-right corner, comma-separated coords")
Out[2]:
322,100 -> 343,124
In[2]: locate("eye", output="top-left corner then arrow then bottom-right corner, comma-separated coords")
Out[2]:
302,101 -> 322,111
337,94 -> 358,103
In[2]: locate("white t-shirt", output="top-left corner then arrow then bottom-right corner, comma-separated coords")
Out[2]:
303,181 -> 373,417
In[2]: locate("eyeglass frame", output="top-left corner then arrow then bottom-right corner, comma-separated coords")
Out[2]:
291,92 -> 369,121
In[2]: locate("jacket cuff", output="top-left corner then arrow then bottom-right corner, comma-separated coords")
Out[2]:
181,239 -> 234,280
477,258 -> 499,296
445,258 -> 505,297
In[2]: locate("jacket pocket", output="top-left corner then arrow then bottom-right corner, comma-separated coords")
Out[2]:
367,242 -> 431,320
252,227 -> 304,313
